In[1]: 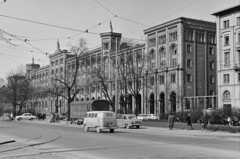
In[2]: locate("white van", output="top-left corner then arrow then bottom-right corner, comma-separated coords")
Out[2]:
83,111 -> 117,133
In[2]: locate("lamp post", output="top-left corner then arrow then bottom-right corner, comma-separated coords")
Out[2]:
145,70 -> 148,114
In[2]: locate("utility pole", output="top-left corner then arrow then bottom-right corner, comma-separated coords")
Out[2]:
115,38 -> 118,115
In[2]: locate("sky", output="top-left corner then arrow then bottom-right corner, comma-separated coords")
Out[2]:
0,0 -> 239,82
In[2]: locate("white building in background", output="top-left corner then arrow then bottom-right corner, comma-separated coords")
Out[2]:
212,4 -> 240,113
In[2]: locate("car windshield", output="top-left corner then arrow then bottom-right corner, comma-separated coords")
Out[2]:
128,116 -> 137,119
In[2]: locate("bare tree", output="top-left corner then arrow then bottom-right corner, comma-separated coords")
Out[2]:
0,65 -> 32,116
125,50 -> 146,116
51,38 -> 88,121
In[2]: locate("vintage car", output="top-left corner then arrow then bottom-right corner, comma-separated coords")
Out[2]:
83,111 -> 117,133
137,114 -> 157,120
15,113 -> 36,121
117,114 -> 142,129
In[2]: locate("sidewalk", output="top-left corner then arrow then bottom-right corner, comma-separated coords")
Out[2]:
1,119 -> 239,145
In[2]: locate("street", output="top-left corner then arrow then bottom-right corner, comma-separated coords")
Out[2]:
0,120 -> 240,159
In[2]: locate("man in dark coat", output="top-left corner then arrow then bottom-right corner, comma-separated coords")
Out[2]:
186,113 -> 193,130
168,114 -> 174,130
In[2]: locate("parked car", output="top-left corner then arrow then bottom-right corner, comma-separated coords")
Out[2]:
148,114 -> 157,120
15,113 -> 36,121
137,114 -> 149,120
0,113 -> 11,121
137,114 -> 157,120
117,114 -> 142,129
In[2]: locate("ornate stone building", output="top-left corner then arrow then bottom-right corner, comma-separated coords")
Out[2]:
26,17 -> 217,117
212,5 -> 240,112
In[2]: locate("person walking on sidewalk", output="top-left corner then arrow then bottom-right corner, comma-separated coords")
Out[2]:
168,113 -> 174,130
202,111 -> 208,132
186,113 -> 193,130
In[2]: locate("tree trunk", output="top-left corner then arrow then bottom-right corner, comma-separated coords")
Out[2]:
67,100 -> 71,121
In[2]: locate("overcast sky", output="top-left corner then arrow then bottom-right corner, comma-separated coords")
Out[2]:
0,0 -> 239,81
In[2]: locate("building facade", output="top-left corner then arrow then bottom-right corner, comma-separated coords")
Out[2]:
27,17 -> 217,117
212,5 -> 240,112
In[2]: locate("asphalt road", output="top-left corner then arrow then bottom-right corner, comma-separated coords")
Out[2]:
0,120 -> 240,159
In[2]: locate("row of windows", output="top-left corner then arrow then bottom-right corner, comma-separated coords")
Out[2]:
223,17 -> 240,29
148,31 -> 177,47
185,30 -> 216,44
222,73 -> 240,84
187,45 -> 214,55
186,74 -> 215,83
51,59 -> 64,67
186,59 -> 215,69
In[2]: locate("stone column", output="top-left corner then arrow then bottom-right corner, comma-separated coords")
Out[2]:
204,97 -> 208,109
190,98 -> 194,109
212,97 -> 215,109
196,97 -> 200,109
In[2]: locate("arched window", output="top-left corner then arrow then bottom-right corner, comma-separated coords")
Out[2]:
223,91 -> 230,100
171,45 -> 177,55
51,70 -> 54,76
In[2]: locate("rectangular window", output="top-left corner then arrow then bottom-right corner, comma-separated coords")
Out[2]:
210,76 -> 214,84
150,77 -> 154,86
210,61 -> 214,70
237,17 -> 240,26
159,75 -> 165,85
187,59 -> 192,68
187,44 -> 192,53
225,36 -> 229,45
223,20 -> 229,29
103,43 -> 109,50
210,90 -> 214,95
187,74 -> 192,82
149,37 -> 156,47
223,74 -> 229,83
172,58 -> 177,68
170,74 -> 176,83
209,47 -> 214,55
60,58 -> 63,64
224,52 -> 230,66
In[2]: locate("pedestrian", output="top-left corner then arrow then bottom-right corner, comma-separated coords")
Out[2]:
10,112 -> 13,121
227,116 -> 231,126
168,113 -> 174,130
202,111 -> 208,132
186,113 -> 193,130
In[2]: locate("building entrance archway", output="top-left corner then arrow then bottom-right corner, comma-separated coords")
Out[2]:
170,92 -> 176,113
136,94 -> 141,114
149,93 -> 154,114
159,93 -> 165,116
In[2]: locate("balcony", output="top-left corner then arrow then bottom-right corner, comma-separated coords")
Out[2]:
236,42 -> 240,51
233,64 -> 240,71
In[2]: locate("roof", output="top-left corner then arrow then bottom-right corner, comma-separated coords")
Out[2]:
212,4 -> 240,16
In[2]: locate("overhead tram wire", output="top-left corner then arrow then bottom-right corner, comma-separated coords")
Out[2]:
94,0 -> 149,27
0,52 -> 48,62
0,14 -> 100,35
126,0 -> 201,36
25,16 -> 117,42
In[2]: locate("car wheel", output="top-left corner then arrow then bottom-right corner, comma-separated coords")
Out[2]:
96,127 -> 101,133
136,126 -> 140,129
84,125 -> 89,132
18,118 -> 22,121
110,129 -> 114,133
127,125 -> 131,129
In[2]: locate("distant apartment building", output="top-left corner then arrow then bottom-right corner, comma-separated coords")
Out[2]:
26,17 -> 217,117
212,5 -> 240,111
